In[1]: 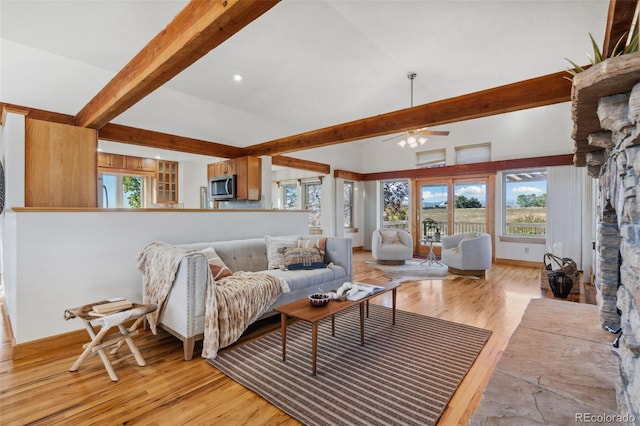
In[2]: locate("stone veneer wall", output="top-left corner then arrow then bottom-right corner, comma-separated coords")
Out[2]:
590,86 -> 640,420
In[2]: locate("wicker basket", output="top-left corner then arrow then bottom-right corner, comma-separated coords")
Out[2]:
541,253 -> 580,298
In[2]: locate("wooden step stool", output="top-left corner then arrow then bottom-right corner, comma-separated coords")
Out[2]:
64,301 -> 157,381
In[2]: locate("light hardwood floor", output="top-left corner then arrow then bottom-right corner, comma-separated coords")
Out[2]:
0,252 -> 590,425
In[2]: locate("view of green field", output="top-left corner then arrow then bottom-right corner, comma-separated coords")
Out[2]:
420,207 -> 547,235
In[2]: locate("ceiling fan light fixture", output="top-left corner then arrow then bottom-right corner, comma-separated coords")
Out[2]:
380,72 -> 449,148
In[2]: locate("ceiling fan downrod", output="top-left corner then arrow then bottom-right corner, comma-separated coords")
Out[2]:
407,72 -> 417,108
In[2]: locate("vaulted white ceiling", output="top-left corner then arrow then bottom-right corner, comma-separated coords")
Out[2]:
0,0 -> 610,149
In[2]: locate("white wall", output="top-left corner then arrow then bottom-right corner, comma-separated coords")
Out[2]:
0,112 -> 26,332
357,103 -> 574,173
0,40 -> 292,147
5,209 -> 309,343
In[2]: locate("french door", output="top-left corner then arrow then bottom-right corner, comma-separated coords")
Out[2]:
414,174 -> 494,257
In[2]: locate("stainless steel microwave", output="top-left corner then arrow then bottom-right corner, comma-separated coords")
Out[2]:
208,175 -> 236,200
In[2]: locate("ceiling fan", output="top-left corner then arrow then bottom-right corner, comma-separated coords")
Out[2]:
382,72 -> 449,148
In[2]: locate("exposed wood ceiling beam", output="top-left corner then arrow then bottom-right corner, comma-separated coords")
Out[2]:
99,123 -> 243,158
0,102 -> 75,125
0,103 -> 243,158
334,170 -> 365,181
362,154 -> 573,181
4,67 -> 572,160
602,0 -> 638,58
271,155 -> 330,174
241,71 -> 572,157
73,0 -> 280,129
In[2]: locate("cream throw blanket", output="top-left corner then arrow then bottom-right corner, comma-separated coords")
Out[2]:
202,271 -> 289,359
137,241 -> 203,334
137,242 -> 289,359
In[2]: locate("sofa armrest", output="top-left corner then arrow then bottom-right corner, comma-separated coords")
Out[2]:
397,230 -> 413,247
372,231 -> 383,249
159,253 -> 209,355
322,237 -> 353,282
442,234 -> 465,249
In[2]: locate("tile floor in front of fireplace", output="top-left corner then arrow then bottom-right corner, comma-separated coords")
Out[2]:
470,298 -> 620,425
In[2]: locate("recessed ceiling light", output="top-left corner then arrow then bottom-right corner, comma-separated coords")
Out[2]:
233,74 -> 243,82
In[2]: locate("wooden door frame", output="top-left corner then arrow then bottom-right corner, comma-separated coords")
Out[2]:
413,173 -> 495,259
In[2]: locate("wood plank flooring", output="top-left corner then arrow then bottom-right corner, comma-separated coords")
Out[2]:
0,252 -> 593,425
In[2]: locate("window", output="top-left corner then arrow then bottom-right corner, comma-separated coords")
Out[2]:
415,175 -> 493,257
101,173 -> 152,208
419,182 -> 448,239
282,183 -> 298,209
454,180 -> 487,234
382,180 -> 409,230
303,181 -> 322,228
503,169 -> 547,237
416,149 -> 446,168
455,143 -> 491,164
344,181 -> 354,228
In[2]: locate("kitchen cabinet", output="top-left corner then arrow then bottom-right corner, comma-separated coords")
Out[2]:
98,153 -> 126,169
25,118 -> 97,207
209,159 -> 237,177
156,160 -> 178,204
98,153 -> 156,174
208,156 -> 261,201
126,156 -> 156,173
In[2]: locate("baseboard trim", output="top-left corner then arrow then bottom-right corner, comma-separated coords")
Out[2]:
495,258 -> 542,268
352,246 -> 364,252
12,329 -> 87,361
1,299 -> 17,357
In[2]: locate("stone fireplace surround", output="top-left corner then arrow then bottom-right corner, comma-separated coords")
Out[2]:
573,52 -> 640,421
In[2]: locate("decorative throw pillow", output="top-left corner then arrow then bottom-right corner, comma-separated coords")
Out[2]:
265,235 -> 301,269
380,230 -> 399,244
298,237 -> 327,257
283,247 -> 326,270
201,247 -> 233,280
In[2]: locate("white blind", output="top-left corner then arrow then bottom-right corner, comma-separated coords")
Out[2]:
455,143 -> 491,164
416,149 -> 446,168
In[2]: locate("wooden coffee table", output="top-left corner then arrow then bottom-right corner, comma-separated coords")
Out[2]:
274,280 -> 401,375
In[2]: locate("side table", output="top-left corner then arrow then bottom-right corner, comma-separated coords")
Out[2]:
420,238 -> 442,266
64,301 -> 157,381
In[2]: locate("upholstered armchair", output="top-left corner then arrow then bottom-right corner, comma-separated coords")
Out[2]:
441,233 -> 492,277
372,228 -> 413,265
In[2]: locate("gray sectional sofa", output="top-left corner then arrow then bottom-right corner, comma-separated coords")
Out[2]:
158,235 -> 352,360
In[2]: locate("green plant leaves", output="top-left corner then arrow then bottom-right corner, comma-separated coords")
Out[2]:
564,31 -> 639,81
588,33 -> 603,64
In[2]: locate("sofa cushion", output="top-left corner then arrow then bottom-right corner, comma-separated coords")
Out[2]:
263,265 -> 346,292
283,247 -> 325,270
265,235 -> 301,269
201,247 -> 233,280
380,230 -> 400,244
298,237 -> 327,257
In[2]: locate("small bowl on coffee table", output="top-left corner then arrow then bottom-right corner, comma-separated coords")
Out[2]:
308,293 -> 330,307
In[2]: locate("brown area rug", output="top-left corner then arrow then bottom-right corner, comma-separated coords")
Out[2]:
208,305 -> 492,426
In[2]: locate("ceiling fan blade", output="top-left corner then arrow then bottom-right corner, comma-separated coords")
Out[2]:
418,130 -> 450,136
380,133 -> 403,143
